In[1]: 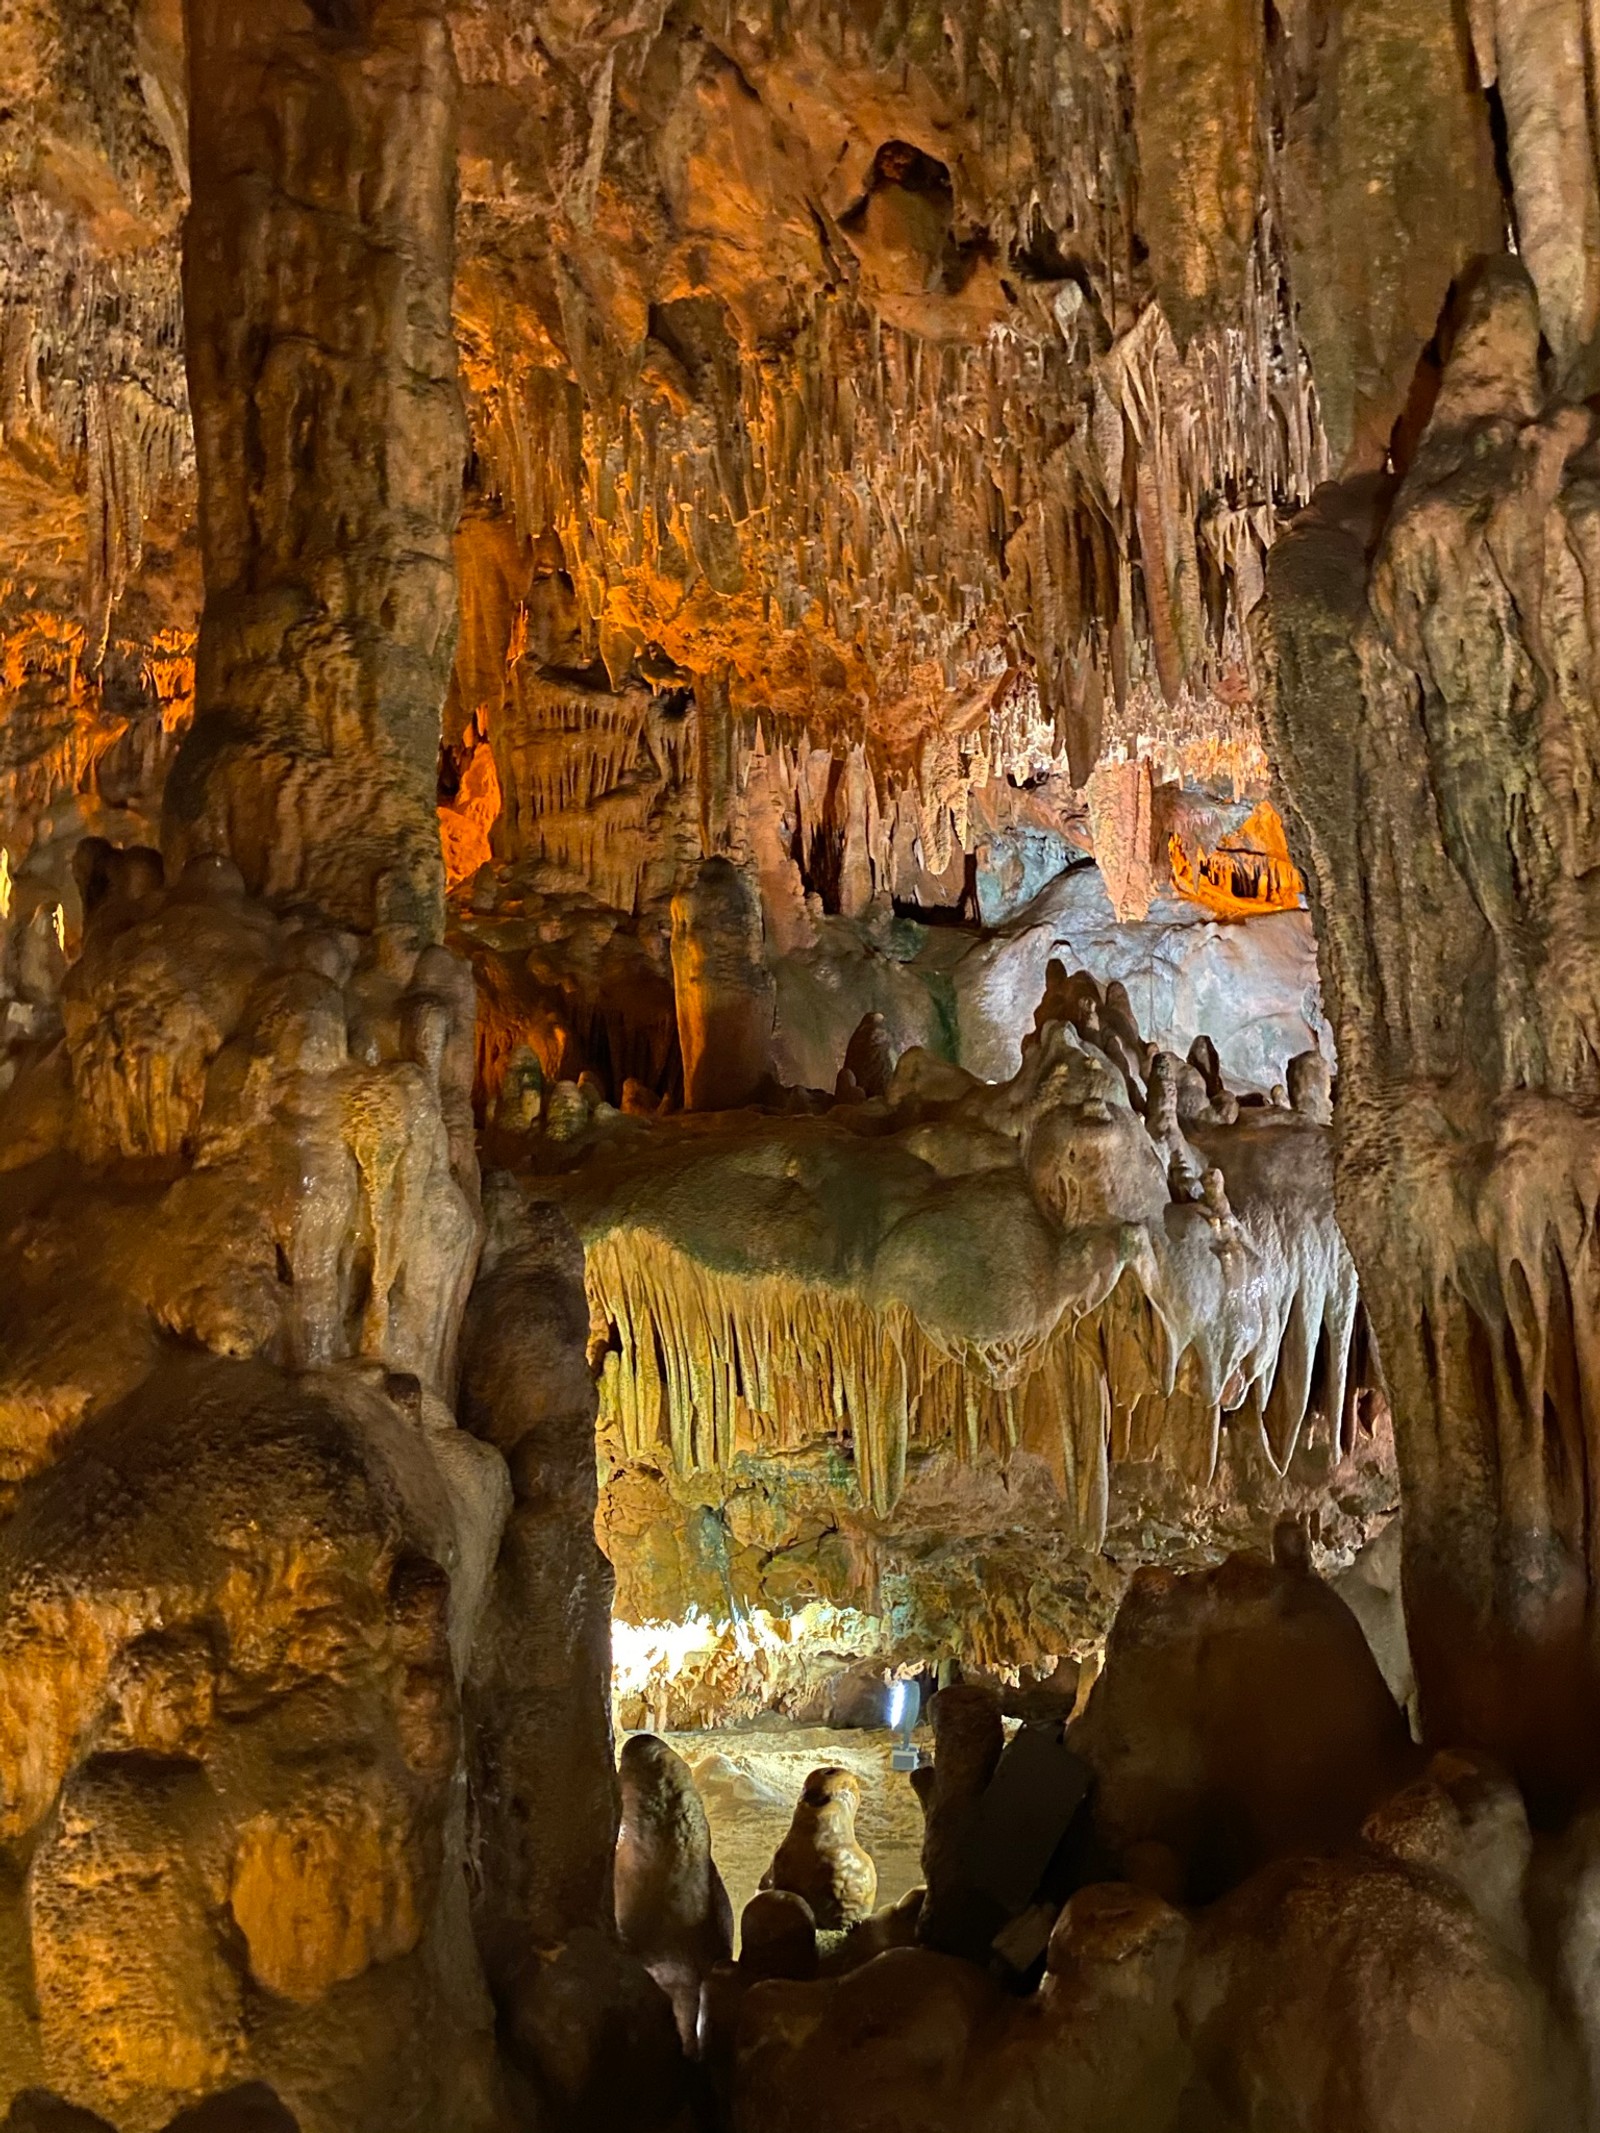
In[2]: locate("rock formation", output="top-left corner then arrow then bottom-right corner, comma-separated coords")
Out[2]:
10,0 -> 1600,2123
615,1734 -> 735,2050
164,0 -> 465,943
760,1768 -> 877,1931
1264,254 -> 1600,1798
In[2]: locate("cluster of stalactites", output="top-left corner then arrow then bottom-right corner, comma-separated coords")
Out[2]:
586,971 -> 1363,1523
465,285 -> 1319,773
0,223 -> 191,666
734,724 -> 1289,929
458,0 -> 1327,770
589,1218 -> 1365,1531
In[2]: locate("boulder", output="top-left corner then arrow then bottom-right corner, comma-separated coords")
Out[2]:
1074,1550 -> 1417,1900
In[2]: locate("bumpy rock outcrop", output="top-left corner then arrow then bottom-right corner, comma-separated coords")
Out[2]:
1072,1548 -> 1418,1900
557,975 -> 1376,1528
0,8 -> 525,2125
0,1356 -> 509,2133
457,1181 -> 671,2128
1263,255 -> 1600,1796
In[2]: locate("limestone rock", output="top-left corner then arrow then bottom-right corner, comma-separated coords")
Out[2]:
615,1733 -> 735,2049
164,0 -> 465,942
0,1355 -> 506,2132
1182,1848 -> 1544,2133
1073,1550 -> 1417,1900
761,1768 -> 878,1931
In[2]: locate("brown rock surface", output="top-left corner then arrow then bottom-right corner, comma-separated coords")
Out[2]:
1074,1548 -> 1417,1901
14,0 -> 1600,2124
1183,1847 -> 1545,2133
0,1356 -> 506,2132
163,0 -> 464,942
615,1733 -> 735,2050
1263,255 -> 1600,1795
760,1766 -> 878,1930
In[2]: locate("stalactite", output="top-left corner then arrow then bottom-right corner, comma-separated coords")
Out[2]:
459,248 -> 1321,773
491,676 -> 663,911
575,983 -> 1366,1526
0,230 -> 191,669
1262,257 -> 1600,1792
1085,756 -> 1157,921
586,1215 -> 1365,1532
1168,801 -> 1305,918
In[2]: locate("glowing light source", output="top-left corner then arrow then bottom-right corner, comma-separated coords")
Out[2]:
609,1604 -> 894,1734
890,1675 -> 922,1772
0,848 -> 10,921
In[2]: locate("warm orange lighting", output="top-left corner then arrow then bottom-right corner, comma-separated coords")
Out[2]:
1169,800 -> 1303,918
1,608 -> 87,698
439,735 -> 502,889
142,626 -> 197,734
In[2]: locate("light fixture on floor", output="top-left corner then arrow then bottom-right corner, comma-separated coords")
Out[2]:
888,1678 -> 922,1771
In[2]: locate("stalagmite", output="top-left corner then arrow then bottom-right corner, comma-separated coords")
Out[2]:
17,0 -> 1600,2121
615,1734 -> 735,2050
457,1180 -> 643,2120
760,1768 -> 878,1930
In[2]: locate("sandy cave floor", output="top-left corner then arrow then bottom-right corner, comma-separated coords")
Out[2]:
653,1723 -> 930,1941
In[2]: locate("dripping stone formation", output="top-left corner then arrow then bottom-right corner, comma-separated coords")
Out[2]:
6,0 -> 1600,2127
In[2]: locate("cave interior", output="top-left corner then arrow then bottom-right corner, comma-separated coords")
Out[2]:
1,0 -> 1599,2127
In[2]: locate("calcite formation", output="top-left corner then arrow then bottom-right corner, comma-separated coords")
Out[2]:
164,0 -> 466,943
1264,256 -> 1600,1797
0,1357 -> 508,2129
561,979 -> 1371,1528
0,3 -> 637,2126
10,0 -> 1600,2125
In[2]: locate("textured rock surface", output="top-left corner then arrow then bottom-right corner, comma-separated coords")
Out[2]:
1264,255 -> 1600,1796
526,967 -> 1392,1705
0,10 -> 515,2125
457,1180 -> 637,2120
1072,1550 -> 1418,1901
615,1733 -> 734,2048
0,1357 -> 508,2132
163,0 -> 465,942
15,0 -> 1600,2124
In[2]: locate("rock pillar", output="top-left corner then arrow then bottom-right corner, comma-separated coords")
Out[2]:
671,856 -> 775,1110
459,1181 -> 687,2126
165,0 -> 465,943
1263,257 -> 1600,1799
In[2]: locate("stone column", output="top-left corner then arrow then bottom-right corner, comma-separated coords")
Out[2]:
1262,258 -> 1600,1800
671,856 -> 776,1110
165,0 -> 465,944
459,1181 -> 686,2127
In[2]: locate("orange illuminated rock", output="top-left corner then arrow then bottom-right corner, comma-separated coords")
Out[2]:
1168,801 -> 1305,919
440,737 -> 503,890
671,857 -> 775,1111
1085,758 -> 1157,922
229,1779 -> 425,2004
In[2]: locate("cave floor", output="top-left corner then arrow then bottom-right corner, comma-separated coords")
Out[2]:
655,1722 -> 929,1940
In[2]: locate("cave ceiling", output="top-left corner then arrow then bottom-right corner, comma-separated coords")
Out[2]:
0,0 -> 1510,852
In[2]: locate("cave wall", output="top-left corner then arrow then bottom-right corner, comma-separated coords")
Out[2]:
1263,255 -> 1600,1800
11,1 -> 1600,2117
2,0 -> 1509,862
